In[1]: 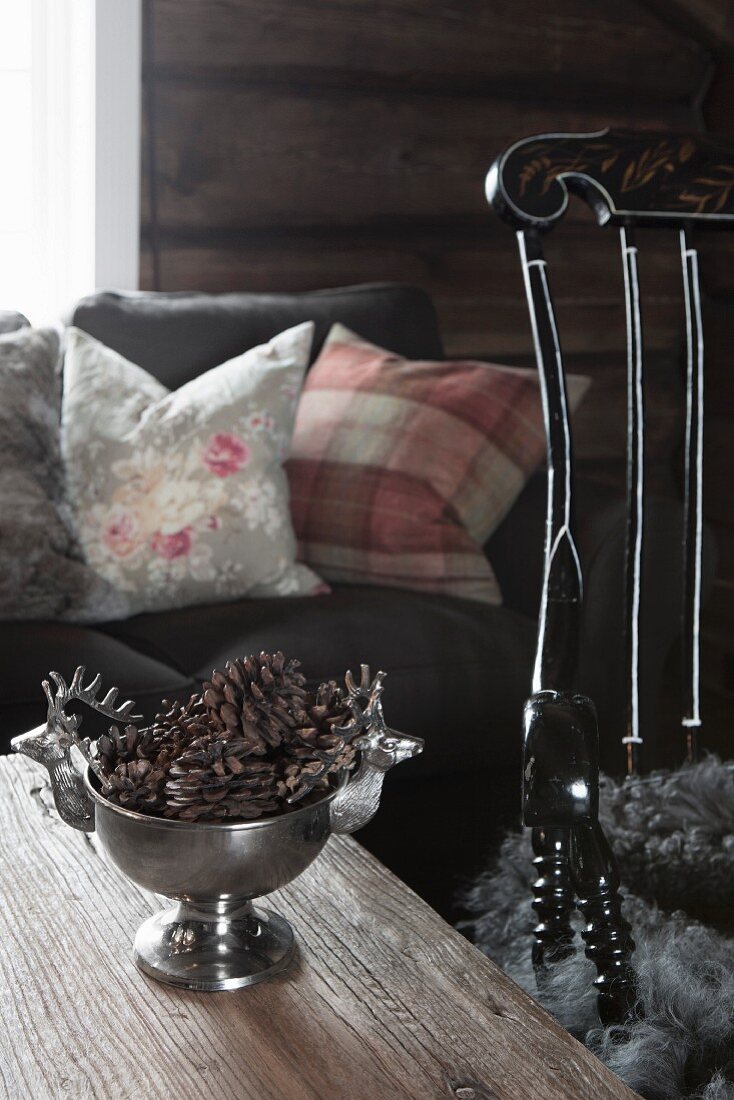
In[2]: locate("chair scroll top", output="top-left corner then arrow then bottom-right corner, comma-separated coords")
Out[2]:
488,128 -> 734,230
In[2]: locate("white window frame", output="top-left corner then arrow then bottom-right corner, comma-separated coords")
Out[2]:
0,1 -> 141,325
94,0 -> 142,293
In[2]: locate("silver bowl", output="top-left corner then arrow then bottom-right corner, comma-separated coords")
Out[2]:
86,771 -> 341,990
12,665 -> 423,990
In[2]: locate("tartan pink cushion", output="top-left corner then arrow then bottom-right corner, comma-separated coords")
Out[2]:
286,325 -> 589,604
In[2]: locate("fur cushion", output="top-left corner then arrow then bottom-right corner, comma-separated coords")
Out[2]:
0,327 -> 126,621
460,757 -> 734,1100
599,757 -> 734,929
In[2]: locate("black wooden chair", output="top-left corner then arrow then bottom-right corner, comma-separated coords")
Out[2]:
486,129 -> 731,1025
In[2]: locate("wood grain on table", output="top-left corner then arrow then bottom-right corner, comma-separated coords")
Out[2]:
0,755 -> 636,1100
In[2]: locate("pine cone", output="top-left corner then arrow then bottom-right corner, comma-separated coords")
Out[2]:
97,695 -> 207,812
98,696 -> 202,770
95,653 -> 365,822
164,733 -> 280,821
201,652 -> 307,754
103,753 -> 169,814
281,680 -> 360,802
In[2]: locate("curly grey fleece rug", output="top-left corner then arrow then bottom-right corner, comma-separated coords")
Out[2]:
460,757 -> 734,1100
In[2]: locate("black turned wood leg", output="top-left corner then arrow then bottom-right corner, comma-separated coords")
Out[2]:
570,821 -> 636,1026
531,826 -> 575,970
523,690 -> 636,1024
523,691 -> 596,987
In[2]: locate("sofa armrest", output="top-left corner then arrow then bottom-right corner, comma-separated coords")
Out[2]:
486,472 -> 717,771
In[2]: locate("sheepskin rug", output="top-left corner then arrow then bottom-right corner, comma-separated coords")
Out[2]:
460,757 -> 734,1100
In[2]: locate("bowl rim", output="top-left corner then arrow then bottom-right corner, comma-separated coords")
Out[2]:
83,765 -> 343,832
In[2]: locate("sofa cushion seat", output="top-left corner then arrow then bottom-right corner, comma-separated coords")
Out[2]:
97,585 -> 536,780
0,623 -> 197,750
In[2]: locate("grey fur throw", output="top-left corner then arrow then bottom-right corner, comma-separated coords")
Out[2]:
460,757 -> 734,1100
0,327 -> 127,621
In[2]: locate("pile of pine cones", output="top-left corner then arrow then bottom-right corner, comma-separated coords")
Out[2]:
95,652 -> 360,822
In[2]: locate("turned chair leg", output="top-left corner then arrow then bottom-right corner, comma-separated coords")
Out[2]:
523,689 -> 636,1025
530,826 -> 575,971
570,820 -> 637,1025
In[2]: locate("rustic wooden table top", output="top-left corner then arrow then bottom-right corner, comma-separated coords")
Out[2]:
0,755 -> 636,1100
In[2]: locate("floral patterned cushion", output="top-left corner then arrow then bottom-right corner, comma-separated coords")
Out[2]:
61,323 -> 327,615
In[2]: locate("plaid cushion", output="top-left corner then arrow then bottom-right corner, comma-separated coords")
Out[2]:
286,325 -> 589,605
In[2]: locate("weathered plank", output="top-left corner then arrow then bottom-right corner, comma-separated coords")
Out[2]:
139,219 -> 688,361
436,293 -> 681,359
0,754 -> 636,1100
643,0 -> 734,56
140,220 -> 686,300
149,0 -> 708,103
147,84 -> 695,231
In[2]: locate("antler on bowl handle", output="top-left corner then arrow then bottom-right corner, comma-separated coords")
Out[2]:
329,666 -> 424,835
11,667 -> 141,833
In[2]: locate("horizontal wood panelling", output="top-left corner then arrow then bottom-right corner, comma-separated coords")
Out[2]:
140,237 -> 685,359
643,0 -> 734,57
439,295 -> 682,357
697,233 -> 734,298
141,257 -> 682,360
150,0 -> 708,103
140,221 -> 686,299
140,219 -> 688,360
148,84 -> 695,232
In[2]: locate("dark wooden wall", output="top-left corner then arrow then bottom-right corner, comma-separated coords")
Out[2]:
140,0 -> 733,743
697,32 -> 734,743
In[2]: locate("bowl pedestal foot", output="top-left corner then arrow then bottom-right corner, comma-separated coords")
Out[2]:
133,898 -> 295,990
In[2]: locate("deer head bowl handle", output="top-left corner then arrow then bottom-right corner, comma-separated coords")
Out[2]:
11,664 -> 424,836
328,666 -> 424,834
11,667 -> 141,832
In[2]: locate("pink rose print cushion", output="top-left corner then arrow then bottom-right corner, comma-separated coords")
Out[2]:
202,433 -> 251,478
61,323 -> 326,615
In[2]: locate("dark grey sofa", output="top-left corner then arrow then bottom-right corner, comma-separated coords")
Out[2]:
0,283 -> 697,915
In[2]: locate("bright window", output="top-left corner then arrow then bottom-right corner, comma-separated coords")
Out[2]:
0,0 -> 141,326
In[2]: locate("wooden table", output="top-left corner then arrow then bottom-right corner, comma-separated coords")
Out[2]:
0,755 -> 635,1100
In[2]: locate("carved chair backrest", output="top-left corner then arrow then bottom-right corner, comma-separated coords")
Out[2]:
487,128 -> 734,775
